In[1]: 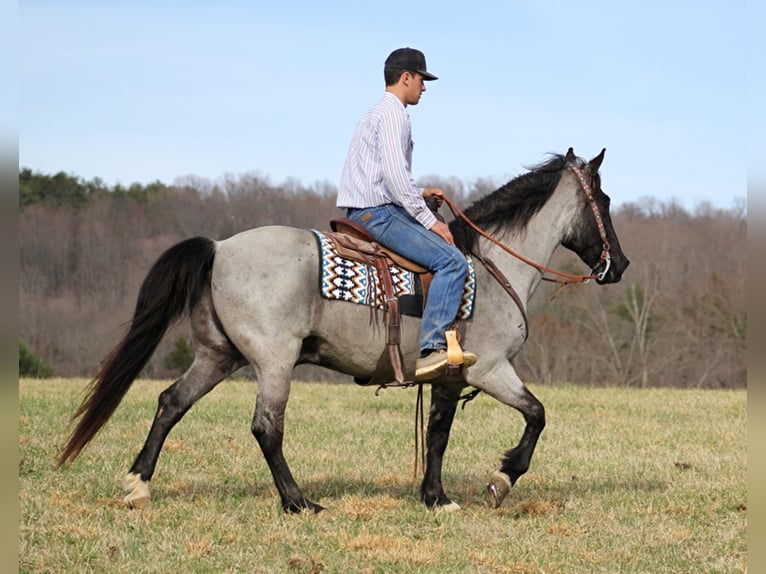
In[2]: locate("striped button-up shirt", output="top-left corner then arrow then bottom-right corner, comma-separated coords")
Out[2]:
337,92 -> 437,229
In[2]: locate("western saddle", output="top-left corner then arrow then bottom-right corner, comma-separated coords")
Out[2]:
326,217 -> 435,386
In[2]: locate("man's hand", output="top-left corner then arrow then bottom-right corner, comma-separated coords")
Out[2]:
423,187 -> 445,208
429,220 -> 455,245
423,188 -> 452,243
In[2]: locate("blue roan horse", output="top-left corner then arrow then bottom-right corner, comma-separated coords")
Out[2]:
59,148 -> 629,513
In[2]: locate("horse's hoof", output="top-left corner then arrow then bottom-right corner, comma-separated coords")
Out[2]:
124,494 -> 152,509
123,472 -> 152,509
437,501 -> 461,513
284,499 -> 325,514
486,470 -> 512,508
307,502 -> 325,514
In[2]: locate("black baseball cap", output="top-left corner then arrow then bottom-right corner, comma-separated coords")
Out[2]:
384,47 -> 438,81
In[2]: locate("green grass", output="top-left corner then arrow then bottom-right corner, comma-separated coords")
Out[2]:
20,379 -> 746,573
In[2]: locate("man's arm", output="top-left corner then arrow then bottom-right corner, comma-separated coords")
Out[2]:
379,108 -> 437,229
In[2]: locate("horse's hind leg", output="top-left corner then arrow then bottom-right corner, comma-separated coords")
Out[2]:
420,382 -> 464,511
250,357 -> 323,514
124,346 -> 244,508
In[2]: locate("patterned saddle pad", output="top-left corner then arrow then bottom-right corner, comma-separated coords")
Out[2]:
311,229 -> 475,320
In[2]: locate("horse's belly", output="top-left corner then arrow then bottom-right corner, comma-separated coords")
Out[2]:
309,302 -> 421,376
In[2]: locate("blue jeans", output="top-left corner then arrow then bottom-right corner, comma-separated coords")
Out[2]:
347,205 -> 468,352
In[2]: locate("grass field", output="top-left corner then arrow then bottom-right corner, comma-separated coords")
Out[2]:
19,378 -> 746,573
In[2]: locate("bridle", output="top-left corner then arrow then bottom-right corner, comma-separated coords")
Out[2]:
441,162 -> 612,286
567,163 -> 612,283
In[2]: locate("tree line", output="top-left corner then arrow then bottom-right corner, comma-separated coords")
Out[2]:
19,168 -> 746,388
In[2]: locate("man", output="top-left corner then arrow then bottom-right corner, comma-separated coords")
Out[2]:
337,47 -> 477,381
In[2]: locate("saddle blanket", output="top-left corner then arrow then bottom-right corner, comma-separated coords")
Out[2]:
311,229 -> 475,320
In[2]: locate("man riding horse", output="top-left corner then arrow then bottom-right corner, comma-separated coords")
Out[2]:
337,47 -> 477,381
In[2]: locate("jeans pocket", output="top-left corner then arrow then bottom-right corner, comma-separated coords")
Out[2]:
352,206 -> 393,241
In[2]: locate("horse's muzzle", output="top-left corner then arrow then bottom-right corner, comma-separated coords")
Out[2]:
595,256 -> 629,285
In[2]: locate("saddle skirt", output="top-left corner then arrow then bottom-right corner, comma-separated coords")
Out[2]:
311,225 -> 475,320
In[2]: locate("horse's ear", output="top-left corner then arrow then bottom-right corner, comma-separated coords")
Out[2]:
588,148 -> 606,172
565,147 -> 576,164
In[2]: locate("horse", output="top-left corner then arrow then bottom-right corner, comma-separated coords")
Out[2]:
58,147 -> 629,513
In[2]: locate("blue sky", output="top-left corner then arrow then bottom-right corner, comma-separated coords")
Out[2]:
19,1 -> 754,210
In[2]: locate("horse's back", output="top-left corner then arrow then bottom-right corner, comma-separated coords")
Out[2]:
214,224 -> 319,286
217,225 -> 317,257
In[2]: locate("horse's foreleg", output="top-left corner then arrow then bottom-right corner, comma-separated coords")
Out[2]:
487,385 -> 545,508
420,382 -> 464,511
251,373 -> 323,514
125,351 -> 242,508
470,364 -> 546,508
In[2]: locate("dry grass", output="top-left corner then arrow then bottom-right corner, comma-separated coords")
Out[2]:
19,378 -> 746,573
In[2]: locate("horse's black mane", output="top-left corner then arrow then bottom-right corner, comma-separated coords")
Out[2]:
451,154 -> 570,253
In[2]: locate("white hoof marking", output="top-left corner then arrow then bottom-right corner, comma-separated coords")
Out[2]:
123,472 -> 152,509
438,501 -> 461,513
487,470 -> 512,508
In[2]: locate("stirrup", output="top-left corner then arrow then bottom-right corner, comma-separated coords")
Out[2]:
445,329 -> 463,375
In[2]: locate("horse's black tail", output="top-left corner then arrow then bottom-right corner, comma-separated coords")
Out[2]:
58,237 -> 217,465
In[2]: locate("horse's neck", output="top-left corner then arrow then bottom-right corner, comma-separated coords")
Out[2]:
480,184 -> 577,304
